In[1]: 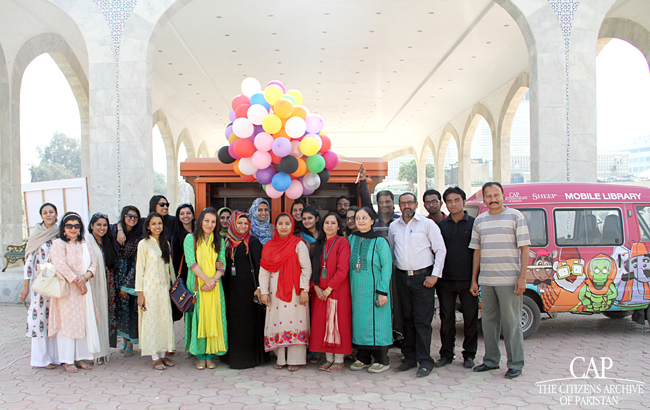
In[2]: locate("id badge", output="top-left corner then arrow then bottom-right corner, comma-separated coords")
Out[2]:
355,263 -> 361,272
231,266 -> 236,277
321,268 -> 327,279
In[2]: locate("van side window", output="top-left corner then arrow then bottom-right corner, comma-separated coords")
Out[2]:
636,206 -> 650,241
516,209 -> 547,247
554,209 -> 624,246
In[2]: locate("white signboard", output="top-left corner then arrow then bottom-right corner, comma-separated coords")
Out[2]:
22,178 -> 90,236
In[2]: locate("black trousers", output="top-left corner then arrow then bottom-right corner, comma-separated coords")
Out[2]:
395,269 -> 435,368
356,346 -> 390,365
435,278 -> 479,360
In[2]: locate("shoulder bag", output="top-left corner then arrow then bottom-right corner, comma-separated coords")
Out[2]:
169,237 -> 198,313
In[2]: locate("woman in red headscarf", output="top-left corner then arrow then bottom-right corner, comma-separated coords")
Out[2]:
222,211 -> 268,369
259,213 -> 312,371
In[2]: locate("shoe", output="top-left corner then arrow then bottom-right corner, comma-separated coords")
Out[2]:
205,359 -> 217,369
368,363 -> 390,373
435,357 -> 453,367
394,362 -> 416,372
196,360 -> 206,370
473,363 -> 499,372
416,366 -> 432,378
350,360 -> 371,371
463,358 -> 475,369
505,369 -> 522,379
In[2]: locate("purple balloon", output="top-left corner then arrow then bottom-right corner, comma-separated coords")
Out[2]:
225,124 -> 233,139
302,187 -> 315,196
271,137 -> 292,157
305,114 -> 324,134
228,143 -> 241,160
256,165 -> 277,185
253,124 -> 264,136
229,110 -> 236,122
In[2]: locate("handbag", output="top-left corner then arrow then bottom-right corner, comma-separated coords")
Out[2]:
33,262 -> 70,299
169,252 -> 197,313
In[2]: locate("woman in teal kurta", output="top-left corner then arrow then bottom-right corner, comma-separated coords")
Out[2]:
183,207 -> 228,370
348,207 -> 393,373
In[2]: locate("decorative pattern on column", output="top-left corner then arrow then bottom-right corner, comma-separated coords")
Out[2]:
548,0 -> 580,181
93,0 -> 138,211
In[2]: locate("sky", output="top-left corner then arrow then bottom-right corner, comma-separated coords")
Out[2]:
18,39 -> 650,184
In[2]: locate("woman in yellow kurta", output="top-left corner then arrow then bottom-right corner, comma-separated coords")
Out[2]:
184,207 -> 228,370
136,213 -> 176,370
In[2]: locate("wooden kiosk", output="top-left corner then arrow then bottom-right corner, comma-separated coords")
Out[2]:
180,158 -> 388,220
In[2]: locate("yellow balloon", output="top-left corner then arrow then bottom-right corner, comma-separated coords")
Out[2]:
291,105 -> 309,120
300,136 -> 320,157
228,133 -> 240,144
262,114 -> 282,134
264,85 -> 284,105
287,89 -> 303,105
274,98 -> 294,119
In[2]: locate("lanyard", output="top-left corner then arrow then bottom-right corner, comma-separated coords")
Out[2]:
321,236 -> 339,279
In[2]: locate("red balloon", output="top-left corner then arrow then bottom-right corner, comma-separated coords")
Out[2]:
319,135 -> 331,153
270,151 -> 283,164
240,174 -> 256,182
234,139 -> 255,158
231,94 -> 249,110
235,103 -> 250,118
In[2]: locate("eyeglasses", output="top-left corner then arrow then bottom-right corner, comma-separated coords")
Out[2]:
64,223 -> 81,230
399,201 -> 416,207
158,202 -> 170,207
424,200 -> 440,205
346,216 -> 355,221
125,214 -> 139,219
336,204 -> 349,208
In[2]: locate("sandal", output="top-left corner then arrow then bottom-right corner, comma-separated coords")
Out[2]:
64,363 -> 78,373
326,362 -> 345,372
288,365 -> 301,372
273,363 -> 285,370
43,364 -> 57,370
153,359 -> 166,370
309,354 -> 320,364
123,348 -> 134,357
161,357 -> 175,367
75,361 -> 92,370
318,361 -> 333,371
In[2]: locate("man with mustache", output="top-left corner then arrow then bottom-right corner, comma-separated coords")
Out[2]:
423,189 -> 446,223
388,192 -> 446,378
469,182 -> 530,379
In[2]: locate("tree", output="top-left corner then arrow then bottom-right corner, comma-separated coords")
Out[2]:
29,132 -> 81,182
154,170 -> 167,196
397,159 -> 435,189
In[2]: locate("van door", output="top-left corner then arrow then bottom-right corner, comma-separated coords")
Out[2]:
617,204 -> 650,310
549,206 -> 626,312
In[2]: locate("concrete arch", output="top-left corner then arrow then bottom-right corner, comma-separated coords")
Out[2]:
497,72 -> 530,184
599,17 -> 650,71
196,141 -> 210,158
435,123 -> 461,192
383,147 -> 417,162
153,109 -> 178,206
460,103 -> 496,190
417,138 -> 437,211
176,128 -> 196,159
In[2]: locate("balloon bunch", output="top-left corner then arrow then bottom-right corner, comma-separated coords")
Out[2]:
218,78 -> 339,199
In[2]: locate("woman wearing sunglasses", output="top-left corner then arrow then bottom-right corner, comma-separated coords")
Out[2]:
49,212 -> 99,373
149,195 -> 176,240
20,203 -> 60,369
111,206 -> 143,357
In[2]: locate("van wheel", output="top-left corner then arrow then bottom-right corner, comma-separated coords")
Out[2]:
522,296 -> 541,339
602,311 -> 632,319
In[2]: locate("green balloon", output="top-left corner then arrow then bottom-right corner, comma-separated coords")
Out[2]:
306,154 -> 326,173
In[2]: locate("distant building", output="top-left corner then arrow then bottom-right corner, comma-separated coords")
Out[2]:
611,135 -> 650,175
597,152 -> 629,180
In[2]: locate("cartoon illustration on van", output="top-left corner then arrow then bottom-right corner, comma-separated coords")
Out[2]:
543,247 -> 585,311
618,242 -> 650,307
574,254 -> 618,312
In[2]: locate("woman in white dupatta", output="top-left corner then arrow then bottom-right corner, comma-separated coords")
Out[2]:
19,203 -> 60,369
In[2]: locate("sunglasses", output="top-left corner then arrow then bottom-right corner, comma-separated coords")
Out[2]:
64,223 -> 81,230
93,212 -> 109,219
125,214 -> 139,219
158,202 -> 170,207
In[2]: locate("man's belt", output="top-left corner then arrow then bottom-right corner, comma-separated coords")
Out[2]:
396,266 -> 433,276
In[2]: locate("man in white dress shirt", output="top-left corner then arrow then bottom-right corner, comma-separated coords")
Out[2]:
388,192 -> 446,378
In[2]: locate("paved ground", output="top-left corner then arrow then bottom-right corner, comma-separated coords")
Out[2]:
0,302 -> 648,410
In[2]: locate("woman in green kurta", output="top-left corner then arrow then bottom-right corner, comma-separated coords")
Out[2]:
183,207 -> 228,370
348,207 -> 393,373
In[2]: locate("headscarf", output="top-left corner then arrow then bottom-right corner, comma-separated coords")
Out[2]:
217,207 -> 232,238
225,211 -> 250,259
260,213 -> 303,303
25,222 -> 59,256
249,198 -> 273,245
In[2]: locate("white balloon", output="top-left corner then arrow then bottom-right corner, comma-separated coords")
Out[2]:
232,117 -> 254,138
241,77 -> 262,98
247,104 -> 269,125
238,157 -> 258,175
303,172 -> 321,191
285,116 -> 307,139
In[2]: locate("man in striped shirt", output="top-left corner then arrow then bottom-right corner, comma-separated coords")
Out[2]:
469,182 -> 530,379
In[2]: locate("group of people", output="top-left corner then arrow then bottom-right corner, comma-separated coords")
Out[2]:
21,177 -> 530,379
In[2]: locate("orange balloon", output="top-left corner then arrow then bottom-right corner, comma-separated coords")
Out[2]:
241,174 -> 256,182
233,159 -> 242,175
273,98 -> 294,119
228,133 -> 240,144
291,158 -> 308,177
292,106 -> 309,120
273,129 -> 289,139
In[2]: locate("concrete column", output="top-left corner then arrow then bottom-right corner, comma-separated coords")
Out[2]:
416,153 -> 427,214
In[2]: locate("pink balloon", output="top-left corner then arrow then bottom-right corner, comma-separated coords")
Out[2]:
285,180 -> 304,199
228,143 -> 241,160
290,140 -> 303,158
265,184 -> 284,199
305,114 -> 325,134
322,151 -> 339,170
254,132 -> 274,152
251,151 -> 272,170
266,80 -> 286,93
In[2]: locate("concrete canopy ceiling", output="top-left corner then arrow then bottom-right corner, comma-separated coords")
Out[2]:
153,0 -> 529,159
